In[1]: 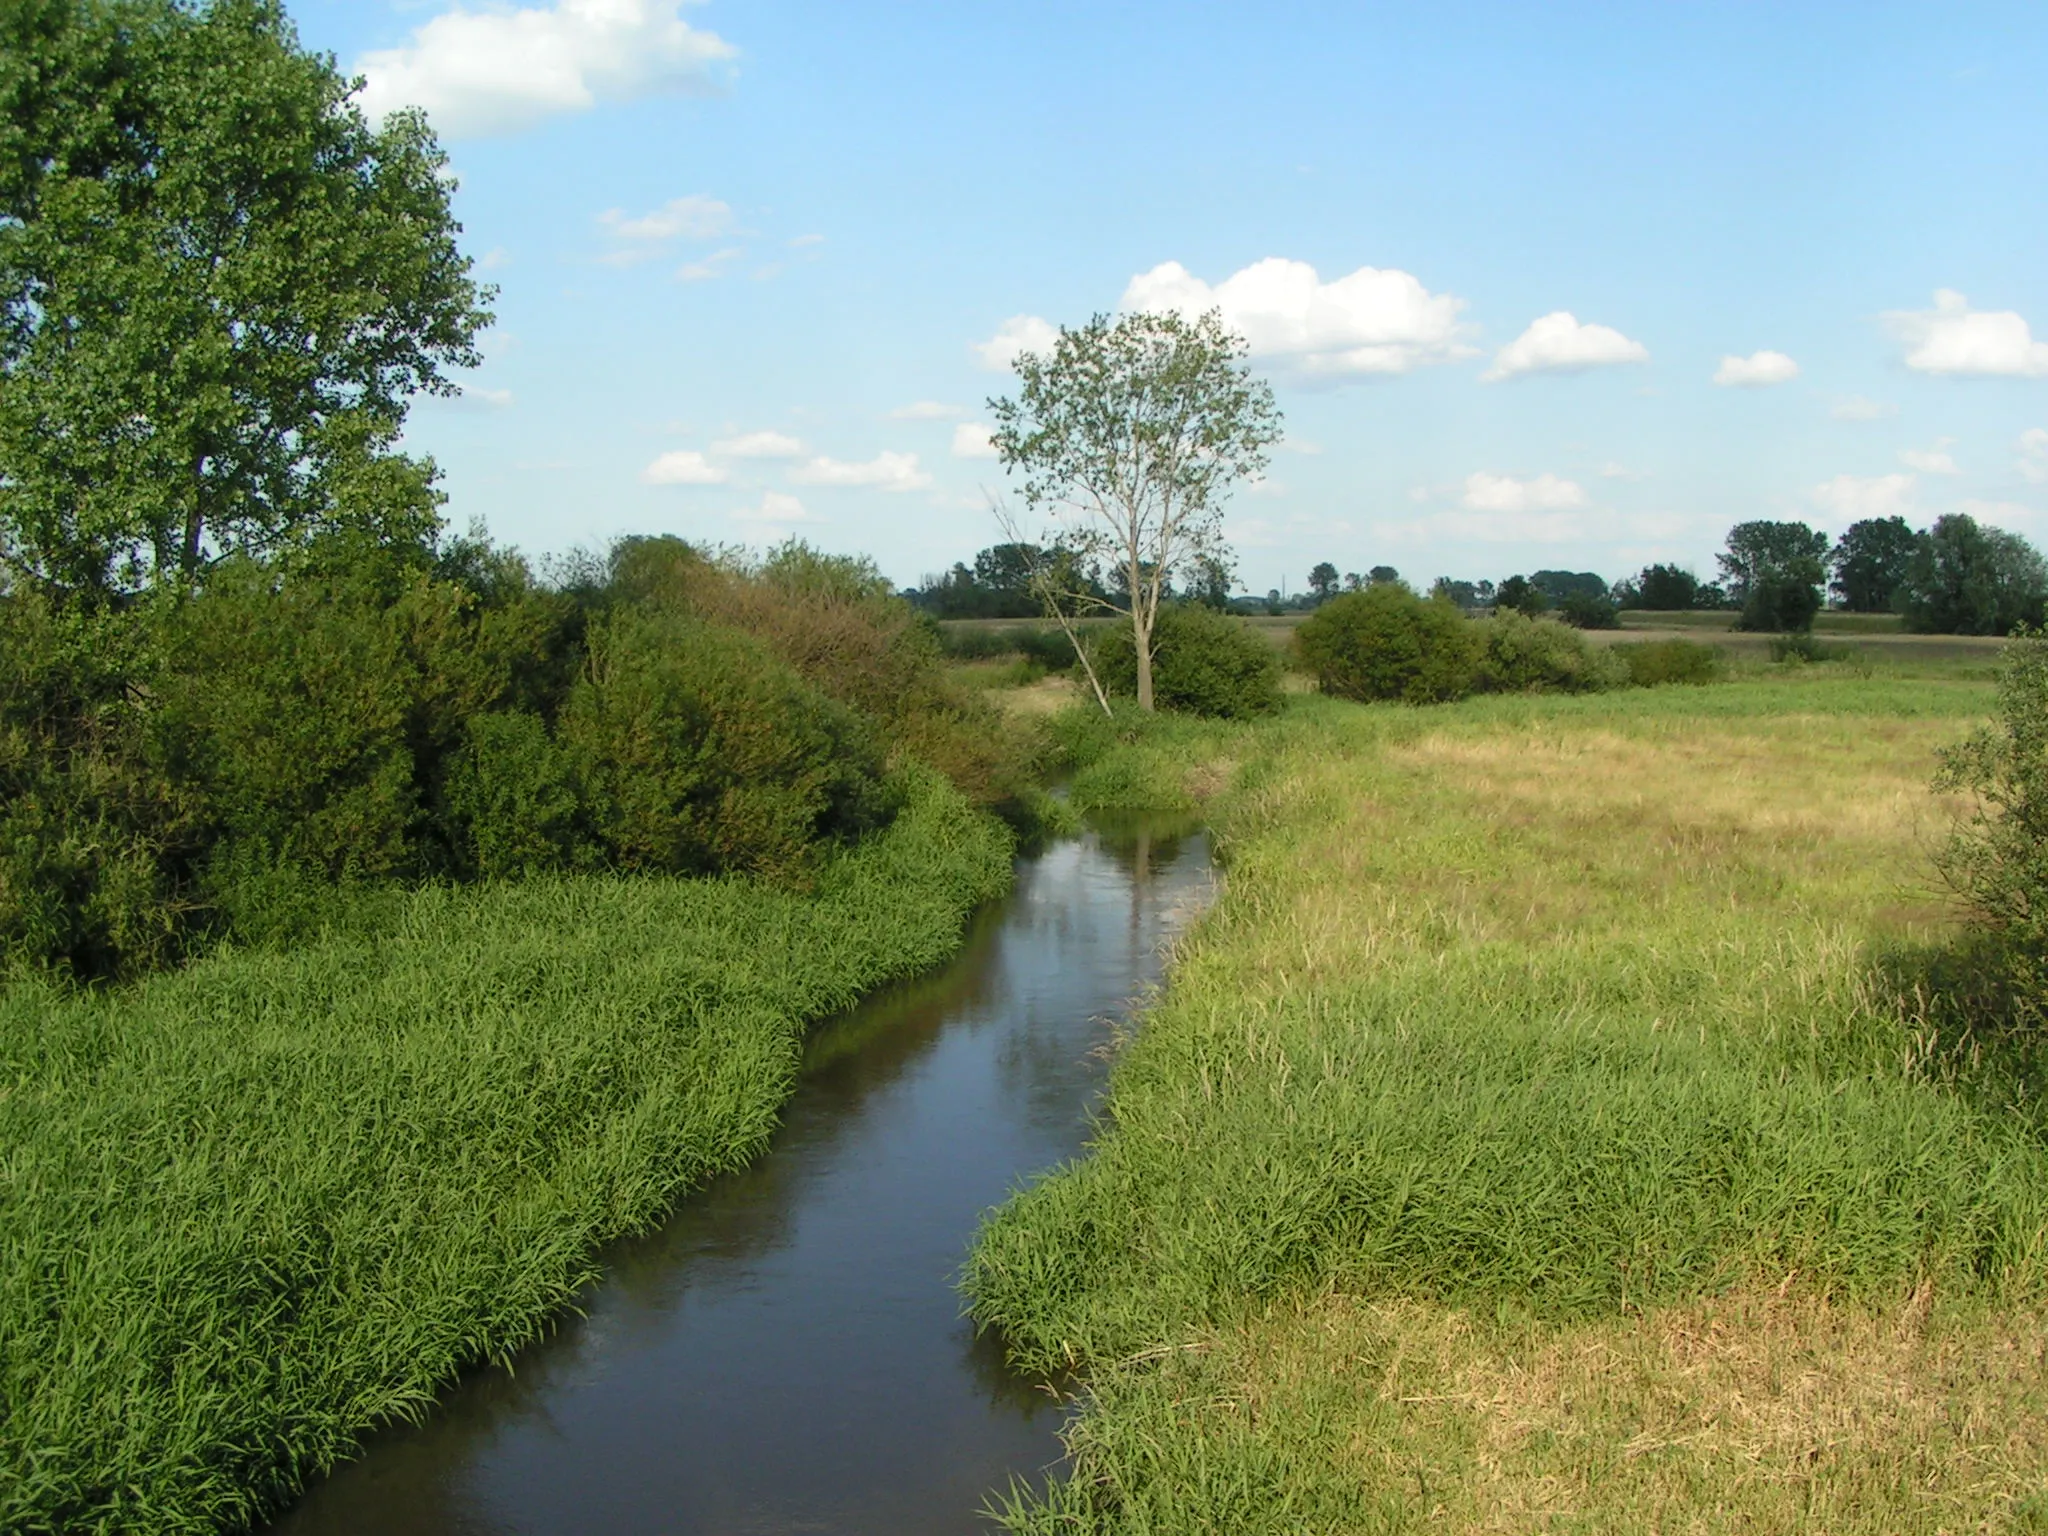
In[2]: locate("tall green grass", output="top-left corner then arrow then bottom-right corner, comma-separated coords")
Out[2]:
0,769 -> 1012,1534
964,677 -> 2048,1532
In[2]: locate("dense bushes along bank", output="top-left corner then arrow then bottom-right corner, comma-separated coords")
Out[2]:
965,672 -> 2048,1533
0,770 -> 1012,1534
1,534 -> 1041,981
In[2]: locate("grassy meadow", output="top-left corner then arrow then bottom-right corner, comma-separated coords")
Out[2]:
0,771 -> 1012,1535
965,665 -> 2048,1533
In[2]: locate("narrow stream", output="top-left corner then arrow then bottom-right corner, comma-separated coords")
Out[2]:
269,813 -> 1213,1536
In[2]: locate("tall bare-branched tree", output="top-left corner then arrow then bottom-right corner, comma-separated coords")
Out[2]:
987,309 -> 1279,711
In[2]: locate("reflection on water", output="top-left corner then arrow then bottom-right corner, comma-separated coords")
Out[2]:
267,814 -> 1213,1536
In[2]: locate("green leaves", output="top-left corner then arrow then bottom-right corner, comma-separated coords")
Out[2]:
0,0 -> 492,596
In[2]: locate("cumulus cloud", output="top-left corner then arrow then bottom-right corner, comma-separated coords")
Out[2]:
951,423 -> 998,460
1884,289 -> 2048,377
640,449 -> 727,485
456,384 -> 515,408
1483,312 -> 1649,382
1121,257 -> 1474,379
1831,395 -> 1897,421
788,451 -> 933,492
973,315 -> 1060,372
601,195 -> 735,244
890,400 -> 965,420
355,0 -> 736,139
1810,472 -> 1916,520
1713,350 -> 1799,387
712,430 -> 804,459
2016,428 -> 2048,484
1459,472 -> 1589,513
731,491 -> 819,529
1900,438 -> 1961,475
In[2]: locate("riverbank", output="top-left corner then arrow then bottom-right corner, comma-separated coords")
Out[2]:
0,770 -> 1012,1535
966,674 -> 2048,1533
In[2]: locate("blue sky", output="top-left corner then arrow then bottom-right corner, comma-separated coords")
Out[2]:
292,0 -> 2048,595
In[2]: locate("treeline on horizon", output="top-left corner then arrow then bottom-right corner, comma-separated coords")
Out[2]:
913,512 -> 2048,637
0,529 -> 1042,984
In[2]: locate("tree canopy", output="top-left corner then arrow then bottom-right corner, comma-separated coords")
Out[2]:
0,0 -> 493,598
1719,521 -> 1827,632
1829,516 -> 1918,613
988,309 -> 1279,710
1898,514 -> 2048,635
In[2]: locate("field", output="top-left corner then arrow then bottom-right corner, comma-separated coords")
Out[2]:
0,772 -> 1013,1535
965,669 -> 2048,1533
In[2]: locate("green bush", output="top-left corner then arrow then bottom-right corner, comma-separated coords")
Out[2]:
1089,603 -> 1283,718
443,711 -> 593,879
561,608 -> 896,881
1934,630 -> 2048,1026
1613,638 -> 1726,687
1477,611 -> 1625,694
1293,585 -> 1480,705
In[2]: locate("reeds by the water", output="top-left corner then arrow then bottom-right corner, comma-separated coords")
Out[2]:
0,770 -> 1012,1534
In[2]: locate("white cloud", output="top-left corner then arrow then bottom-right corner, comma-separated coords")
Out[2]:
2018,427 -> 2048,484
676,247 -> 743,282
789,233 -> 825,249
1483,312 -> 1649,382
355,0 -> 736,139
1597,461 -> 1644,480
1459,472 -> 1589,513
890,400 -> 965,420
1831,395 -> 1897,421
788,451 -> 933,492
973,315 -> 1060,372
1279,436 -> 1324,455
951,423 -> 998,459
457,384 -> 515,408
712,430 -> 805,459
1713,350 -> 1800,387
1900,437 -> 1961,475
1884,289 -> 2048,377
731,491 -> 819,528
601,195 -> 735,244
1810,472 -> 1916,520
640,449 -> 728,486
477,247 -> 512,271
1121,257 -> 1475,379
358,0 -> 737,141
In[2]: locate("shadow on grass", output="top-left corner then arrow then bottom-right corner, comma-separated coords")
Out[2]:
1873,932 -> 2047,1142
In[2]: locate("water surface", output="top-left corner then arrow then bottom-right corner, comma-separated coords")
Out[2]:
270,814 -> 1212,1536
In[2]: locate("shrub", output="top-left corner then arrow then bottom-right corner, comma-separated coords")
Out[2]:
443,711 -> 593,879
560,608 -> 896,881
1557,592 -> 1620,629
1768,632 -> 1854,664
1612,639 -> 1726,687
1294,585 -> 1481,705
1933,630 -> 2048,1026
1089,603 -> 1283,718
1476,611 -> 1625,694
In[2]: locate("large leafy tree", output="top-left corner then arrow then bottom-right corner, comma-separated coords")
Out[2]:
989,309 -> 1280,711
0,0 -> 492,598
1830,515 -> 1919,612
1718,520 -> 1828,632
1898,514 -> 2048,635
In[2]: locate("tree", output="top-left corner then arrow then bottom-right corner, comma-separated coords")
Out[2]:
1494,574 -> 1547,616
1898,515 -> 2048,635
1633,564 -> 1700,610
1307,561 -> 1340,603
1718,521 -> 1827,632
1530,570 -> 1607,605
1369,565 -> 1401,586
988,310 -> 1280,711
0,0 -> 493,598
1830,516 -> 1918,613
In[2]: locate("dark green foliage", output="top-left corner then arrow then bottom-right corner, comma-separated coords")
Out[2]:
0,771 -> 1012,1535
443,711 -> 591,879
1769,632 -> 1855,664
1831,516 -> 1919,613
1090,603 -> 1282,718
1494,573 -> 1548,615
1632,564 -> 1702,610
1529,570 -> 1608,606
1557,591 -> 1620,628
1307,561 -> 1340,602
1935,631 -> 2048,1026
1899,515 -> 2048,636
561,608 -> 894,881
1294,584 -> 1481,705
1612,639 -> 1727,686
1477,612 -> 1625,694
1720,521 -> 1828,632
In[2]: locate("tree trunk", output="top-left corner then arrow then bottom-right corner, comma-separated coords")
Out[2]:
1131,557 -> 1155,711
181,452 -> 205,580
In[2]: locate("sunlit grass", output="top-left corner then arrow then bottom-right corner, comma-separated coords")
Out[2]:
0,771 -> 1014,1535
967,671 -> 2048,1533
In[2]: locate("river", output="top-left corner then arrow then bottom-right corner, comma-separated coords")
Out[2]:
267,812 -> 1213,1536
